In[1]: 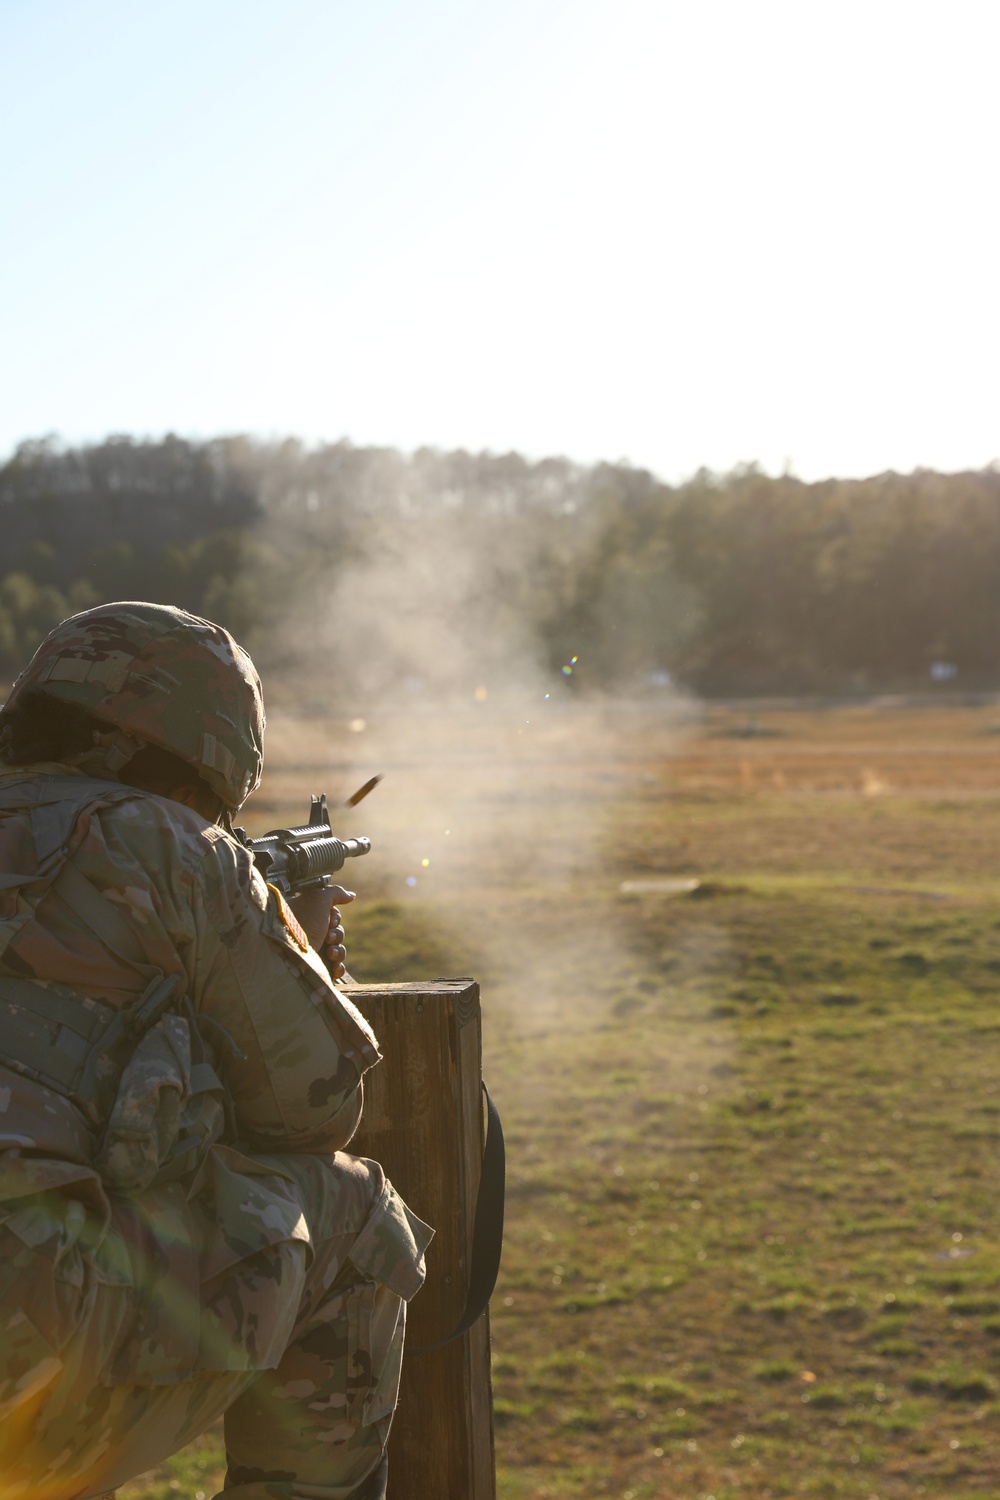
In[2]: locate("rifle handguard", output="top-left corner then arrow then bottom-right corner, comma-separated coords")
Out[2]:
235,794 -> 372,897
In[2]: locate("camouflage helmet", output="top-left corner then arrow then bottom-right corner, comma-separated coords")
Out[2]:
4,601 -> 264,808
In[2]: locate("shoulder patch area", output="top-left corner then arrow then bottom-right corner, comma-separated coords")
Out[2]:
266,883 -> 311,953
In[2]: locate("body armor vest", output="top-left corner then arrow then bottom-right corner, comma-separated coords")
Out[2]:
0,774 -> 229,1191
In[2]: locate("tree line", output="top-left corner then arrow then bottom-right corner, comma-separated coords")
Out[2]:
1,434 -> 998,697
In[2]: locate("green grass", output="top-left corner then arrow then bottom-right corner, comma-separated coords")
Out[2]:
118,1434 -> 225,1499
120,702 -> 1000,1498
344,898 -> 471,982
483,889 -> 1000,1495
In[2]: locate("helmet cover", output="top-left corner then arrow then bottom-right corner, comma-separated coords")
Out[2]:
3,601 -> 265,808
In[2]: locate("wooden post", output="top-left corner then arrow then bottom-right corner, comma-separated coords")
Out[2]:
348,979 -> 497,1500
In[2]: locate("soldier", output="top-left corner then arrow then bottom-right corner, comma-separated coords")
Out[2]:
0,602 -> 431,1500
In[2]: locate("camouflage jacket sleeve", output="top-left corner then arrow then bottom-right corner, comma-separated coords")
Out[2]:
189,825 -> 382,1151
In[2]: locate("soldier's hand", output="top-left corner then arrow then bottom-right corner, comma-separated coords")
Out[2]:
291,885 -> 355,979
321,888 -> 355,982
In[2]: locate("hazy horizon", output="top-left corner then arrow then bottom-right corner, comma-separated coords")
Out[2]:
7,428 -> 1000,491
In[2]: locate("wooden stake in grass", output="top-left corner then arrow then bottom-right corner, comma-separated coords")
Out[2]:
350,979 -> 496,1500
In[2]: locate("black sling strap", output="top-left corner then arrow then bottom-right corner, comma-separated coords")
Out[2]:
410,1082 -> 505,1354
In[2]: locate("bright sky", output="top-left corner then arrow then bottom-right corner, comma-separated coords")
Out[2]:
2,0 -> 998,482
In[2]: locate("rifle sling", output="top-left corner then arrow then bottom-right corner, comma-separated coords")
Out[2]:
409,1081 -> 505,1354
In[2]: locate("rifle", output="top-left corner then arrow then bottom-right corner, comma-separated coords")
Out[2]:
233,793 -> 372,897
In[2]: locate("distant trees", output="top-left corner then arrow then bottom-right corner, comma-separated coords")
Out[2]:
1,433 -> 999,695
539,483 -> 700,687
661,467 -> 1000,691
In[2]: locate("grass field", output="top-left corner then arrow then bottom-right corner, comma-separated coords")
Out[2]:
120,694 -> 1000,1499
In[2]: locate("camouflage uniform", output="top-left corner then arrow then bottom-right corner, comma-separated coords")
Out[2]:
0,605 -> 431,1500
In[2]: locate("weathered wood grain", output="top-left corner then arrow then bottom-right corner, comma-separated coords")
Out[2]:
349,980 -> 496,1500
